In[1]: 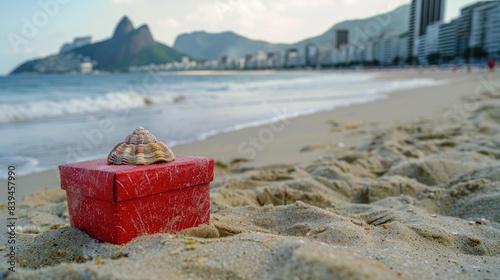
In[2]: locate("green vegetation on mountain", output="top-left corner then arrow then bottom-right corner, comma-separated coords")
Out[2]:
8,59 -> 41,74
10,16 -> 185,74
109,43 -> 185,71
173,31 -> 288,61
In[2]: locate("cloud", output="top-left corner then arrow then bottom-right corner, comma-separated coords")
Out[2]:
278,0 -> 333,8
186,3 -> 220,26
110,0 -> 136,5
341,0 -> 359,5
158,18 -> 180,28
185,0 -> 306,42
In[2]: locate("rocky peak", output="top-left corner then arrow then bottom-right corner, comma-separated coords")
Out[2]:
134,25 -> 154,44
113,16 -> 134,38
10,15 -> 186,74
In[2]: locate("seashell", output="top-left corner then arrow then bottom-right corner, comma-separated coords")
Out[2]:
107,127 -> 175,165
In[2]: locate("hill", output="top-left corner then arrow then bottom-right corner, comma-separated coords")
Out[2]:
173,4 -> 409,60
10,16 -> 185,74
292,4 -> 409,49
173,31 -> 289,61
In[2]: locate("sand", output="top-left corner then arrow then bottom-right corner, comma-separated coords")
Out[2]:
1,69 -> 499,279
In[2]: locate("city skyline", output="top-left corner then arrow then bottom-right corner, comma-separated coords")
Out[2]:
408,0 -> 446,63
0,0 -> 482,75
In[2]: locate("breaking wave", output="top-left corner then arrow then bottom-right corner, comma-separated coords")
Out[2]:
0,91 -> 185,123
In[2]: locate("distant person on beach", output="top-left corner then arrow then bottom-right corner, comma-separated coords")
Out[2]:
488,58 -> 495,72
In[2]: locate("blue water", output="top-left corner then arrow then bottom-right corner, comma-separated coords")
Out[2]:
0,71 -> 442,177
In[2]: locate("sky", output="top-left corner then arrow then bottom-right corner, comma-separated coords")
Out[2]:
0,0 -> 481,75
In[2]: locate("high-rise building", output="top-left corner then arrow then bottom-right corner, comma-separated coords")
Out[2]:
455,1 -> 500,59
335,29 -> 349,49
470,1 -> 500,54
426,22 -> 442,54
397,33 -> 409,63
484,2 -> 500,57
456,2 -> 489,57
305,43 -> 319,67
439,19 -> 458,59
407,0 -> 446,63
364,39 -> 375,62
284,48 -> 299,68
415,36 -> 427,64
364,32 -> 405,65
380,33 -> 400,65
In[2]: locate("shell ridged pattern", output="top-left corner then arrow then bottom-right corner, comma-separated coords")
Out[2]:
107,127 -> 175,165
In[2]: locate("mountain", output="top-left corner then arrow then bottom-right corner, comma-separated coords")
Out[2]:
173,31 -> 289,61
173,4 -> 410,60
292,4 -> 410,49
10,16 -> 186,74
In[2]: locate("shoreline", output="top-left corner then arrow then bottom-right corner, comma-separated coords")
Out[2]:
0,69 -> 494,201
3,64 -> 485,77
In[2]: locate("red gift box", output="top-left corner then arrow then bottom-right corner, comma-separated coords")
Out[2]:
59,155 -> 214,244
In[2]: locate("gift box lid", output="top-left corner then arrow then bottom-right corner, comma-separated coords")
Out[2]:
59,155 -> 214,202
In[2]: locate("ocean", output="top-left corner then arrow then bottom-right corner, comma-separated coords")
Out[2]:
0,71 -> 443,178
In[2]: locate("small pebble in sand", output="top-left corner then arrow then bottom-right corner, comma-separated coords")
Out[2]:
336,142 -> 345,148
14,225 -> 40,234
475,218 -> 487,225
431,214 -> 437,218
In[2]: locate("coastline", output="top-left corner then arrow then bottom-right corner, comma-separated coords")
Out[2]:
1,69 -> 488,201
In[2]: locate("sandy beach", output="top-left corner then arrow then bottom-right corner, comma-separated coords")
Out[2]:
1,69 -> 499,279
